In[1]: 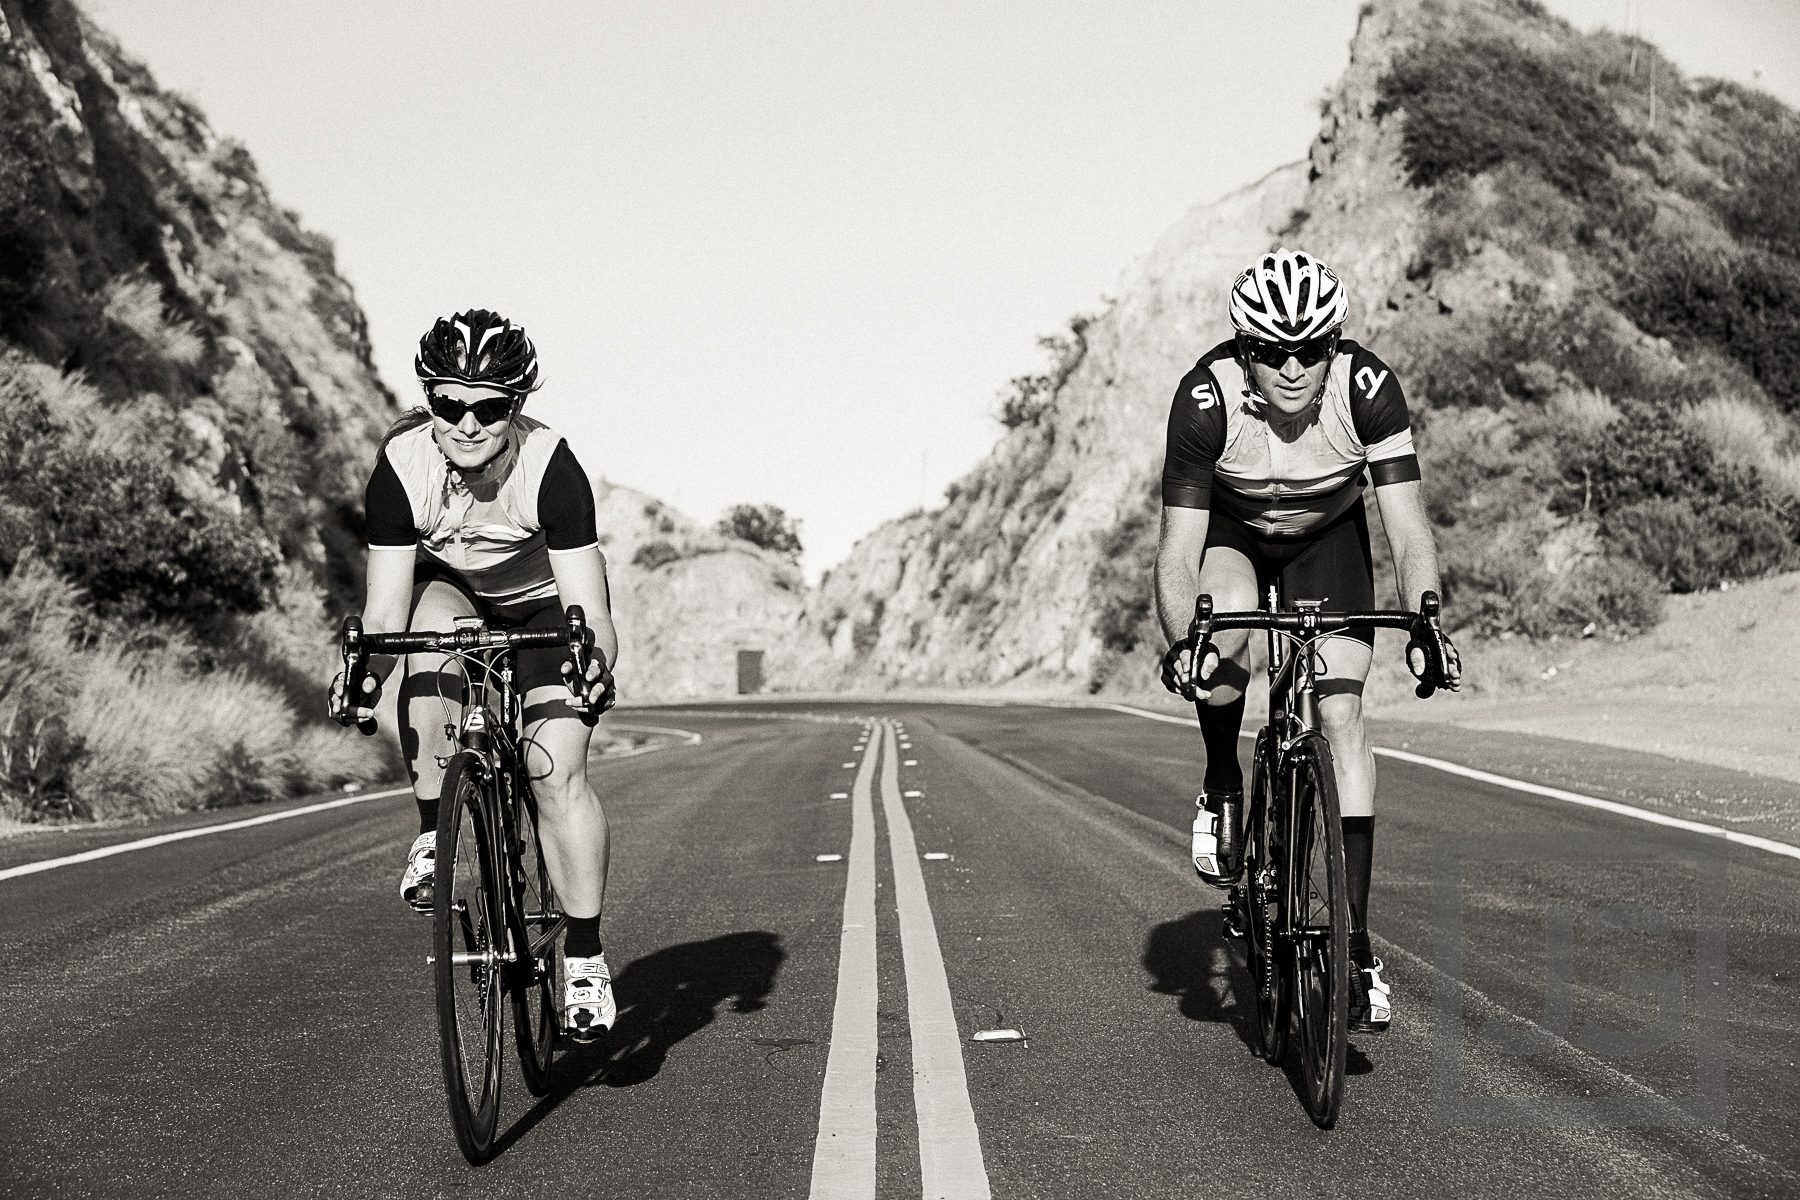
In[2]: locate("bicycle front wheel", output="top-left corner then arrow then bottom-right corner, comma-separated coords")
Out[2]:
1288,734 -> 1349,1130
435,752 -> 506,1163
509,771 -> 562,1095
1242,729 -> 1288,1066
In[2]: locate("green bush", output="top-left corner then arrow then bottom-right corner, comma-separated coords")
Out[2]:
1603,497 -> 1796,591
716,503 -> 802,560
631,540 -> 683,570
0,388 -> 277,618
1620,244 -> 1800,413
1686,78 -> 1800,260
1548,397 -> 1791,526
1375,36 -> 1639,221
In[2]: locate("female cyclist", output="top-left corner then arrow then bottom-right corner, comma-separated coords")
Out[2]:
1154,248 -> 1461,1033
329,309 -> 621,1042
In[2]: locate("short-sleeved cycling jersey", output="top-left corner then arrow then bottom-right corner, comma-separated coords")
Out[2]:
364,414 -> 599,610
1161,339 -> 1419,537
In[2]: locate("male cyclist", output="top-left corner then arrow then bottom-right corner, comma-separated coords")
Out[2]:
329,310 -> 621,1042
1154,249 -> 1460,1033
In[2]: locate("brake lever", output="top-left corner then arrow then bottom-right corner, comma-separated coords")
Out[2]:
564,605 -> 601,728
1184,593 -> 1217,704
1413,590 -> 1446,699
339,615 -> 378,735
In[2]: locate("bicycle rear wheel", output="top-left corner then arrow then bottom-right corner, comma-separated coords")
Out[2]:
509,771 -> 562,1095
1288,734 -> 1349,1129
435,752 -> 506,1163
1242,729 -> 1288,1065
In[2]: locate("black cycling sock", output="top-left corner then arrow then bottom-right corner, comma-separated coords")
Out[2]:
565,916 -> 602,959
1199,694 -> 1247,795
416,795 -> 439,836
1343,816 -> 1374,932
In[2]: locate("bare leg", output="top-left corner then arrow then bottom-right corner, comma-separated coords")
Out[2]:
520,689 -> 607,920
1317,639 -> 1375,818
397,580 -> 480,810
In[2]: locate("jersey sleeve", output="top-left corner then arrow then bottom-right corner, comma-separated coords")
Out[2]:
1161,360 -> 1229,509
364,452 -> 418,547
1346,344 -> 1420,487
538,440 -> 600,553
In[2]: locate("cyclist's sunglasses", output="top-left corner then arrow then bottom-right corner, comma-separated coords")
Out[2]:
426,391 -> 517,426
1238,332 -> 1338,369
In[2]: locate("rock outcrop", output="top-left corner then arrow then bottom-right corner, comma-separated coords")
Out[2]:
771,0 -> 1800,695
595,482 -> 804,701
0,0 -> 396,604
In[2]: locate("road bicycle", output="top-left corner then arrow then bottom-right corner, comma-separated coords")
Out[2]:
1186,588 -> 1449,1129
337,607 -> 601,1163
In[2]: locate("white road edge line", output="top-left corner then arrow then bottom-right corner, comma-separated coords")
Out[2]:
879,720 -> 992,1200
0,788 -> 413,884
1372,746 -> 1800,862
1101,703 -> 1800,862
0,722 -> 708,884
808,722 -> 882,1199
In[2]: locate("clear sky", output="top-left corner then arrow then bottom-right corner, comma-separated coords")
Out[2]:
86,0 -> 1800,579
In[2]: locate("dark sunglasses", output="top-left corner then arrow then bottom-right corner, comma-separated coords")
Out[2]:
1239,332 -> 1338,369
427,391 -> 517,426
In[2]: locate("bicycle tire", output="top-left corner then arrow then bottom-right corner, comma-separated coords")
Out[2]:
1242,729 -> 1288,1065
509,769 -> 561,1095
1288,734 -> 1349,1130
435,752 -> 506,1163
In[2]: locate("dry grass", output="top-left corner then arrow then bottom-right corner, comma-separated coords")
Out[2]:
100,272 -> 205,367
1682,395 -> 1800,501
0,561 -> 385,824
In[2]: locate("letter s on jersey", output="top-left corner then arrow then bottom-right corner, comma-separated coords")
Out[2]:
1355,366 -> 1390,400
1191,381 -> 1217,410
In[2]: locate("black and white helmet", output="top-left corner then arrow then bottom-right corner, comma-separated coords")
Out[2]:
1228,247 -> 1348,343
414,309 -> 540,394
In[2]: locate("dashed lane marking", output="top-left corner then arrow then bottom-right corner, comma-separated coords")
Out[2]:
1102,703 -> 1800,862
880,720 -> 992,1198
808,719 -> 883,1197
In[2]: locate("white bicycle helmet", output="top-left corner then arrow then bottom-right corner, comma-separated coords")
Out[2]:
1228,247 -> 1348,344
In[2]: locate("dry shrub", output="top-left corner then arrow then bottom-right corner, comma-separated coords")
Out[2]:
1681,395 -> 1800,502
100,272 -> 205,367
0,560 -> 382,823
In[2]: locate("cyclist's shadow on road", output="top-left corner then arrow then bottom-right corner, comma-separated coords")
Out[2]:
493,931 -> 784,1155
1142,910 -> 1375,1082
1143,909 -> 1260,1054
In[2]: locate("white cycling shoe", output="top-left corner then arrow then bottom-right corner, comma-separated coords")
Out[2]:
1350,951 -> 1393,1033
564,953 -> 616,1043
400,831 -> 435,915
1191,791 -> 1244,888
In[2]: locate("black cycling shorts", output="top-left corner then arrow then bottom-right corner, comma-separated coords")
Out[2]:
1204,500 -> 1377,646
410,559 -> 568,695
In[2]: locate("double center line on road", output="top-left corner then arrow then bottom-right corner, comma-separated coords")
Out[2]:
809,719 -> 992,1200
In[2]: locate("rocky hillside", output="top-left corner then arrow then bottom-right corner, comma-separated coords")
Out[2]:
593,482 -> 804,701
774,0 -> 1800,696
0,0 -> 397,820
0,0 -> 395,607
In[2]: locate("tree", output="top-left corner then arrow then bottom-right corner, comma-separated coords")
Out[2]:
716,504 -> 802,560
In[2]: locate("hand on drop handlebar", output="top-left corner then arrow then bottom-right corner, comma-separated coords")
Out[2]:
560,654 -> 617,715
1161,638 -> 1221,702
328,671 -> 382,730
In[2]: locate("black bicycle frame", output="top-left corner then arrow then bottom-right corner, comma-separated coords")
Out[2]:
1190,587 -> 1438,953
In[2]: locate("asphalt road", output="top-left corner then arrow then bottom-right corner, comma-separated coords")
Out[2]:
2,701 -> 1796,1199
